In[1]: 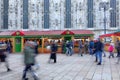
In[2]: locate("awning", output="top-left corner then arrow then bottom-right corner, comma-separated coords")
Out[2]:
0,30 -> 94,36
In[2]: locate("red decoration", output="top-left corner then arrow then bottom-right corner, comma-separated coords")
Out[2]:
12,31 -> 24,36
61,30 -> 74,35
100,32 -> 120,38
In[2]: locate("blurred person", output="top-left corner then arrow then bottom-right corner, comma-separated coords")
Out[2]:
102,43 -> 106,57
65,41 -> 71,56
34,40 -> 40,70
108,43 -> 114,58
61,40 -> 66,54
115,38 -> 120,57
88,40 -> 94,55
0,43 -> 11,72
70,40 -> 74,55
93,40 -> 98,62
48,41 -> 58,63
84,41 -> 89,54
5,40 -> 12,53
116,42 -> 120,64
22,41 -> 39,80
78,40 -> 83,56
96,38 -> 103,65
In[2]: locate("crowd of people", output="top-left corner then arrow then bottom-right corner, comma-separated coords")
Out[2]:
62,38 -> 120,65
0,38 -> 120,80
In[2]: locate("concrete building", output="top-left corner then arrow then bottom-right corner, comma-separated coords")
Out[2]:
0,0 -> 119,37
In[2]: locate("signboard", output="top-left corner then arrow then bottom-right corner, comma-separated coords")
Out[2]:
104,37 -> 112,42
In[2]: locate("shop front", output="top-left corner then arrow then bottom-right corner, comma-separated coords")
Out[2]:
0,30 -> 94,53
100,31 -> 120,52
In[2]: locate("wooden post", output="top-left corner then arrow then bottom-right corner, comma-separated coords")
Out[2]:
42,37 -> 44,53
12,37 -> 15,53
21,37 -> 24,52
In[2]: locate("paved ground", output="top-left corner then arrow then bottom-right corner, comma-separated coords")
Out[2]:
0,53 -> 120,80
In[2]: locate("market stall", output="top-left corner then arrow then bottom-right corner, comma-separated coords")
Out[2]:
0,30 -> 94,53
100,31 -> 120,52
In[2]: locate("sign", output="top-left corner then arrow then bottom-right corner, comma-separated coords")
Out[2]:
104,37 -> 112,42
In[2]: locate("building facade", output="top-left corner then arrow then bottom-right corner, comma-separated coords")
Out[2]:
0,0 -> 120,37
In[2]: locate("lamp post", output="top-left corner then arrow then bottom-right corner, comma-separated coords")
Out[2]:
100,1 -> 109,34
103,5 -> 107,34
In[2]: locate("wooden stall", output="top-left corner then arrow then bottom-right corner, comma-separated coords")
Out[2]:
0,30 -> 94,53
100,31 -> 120,52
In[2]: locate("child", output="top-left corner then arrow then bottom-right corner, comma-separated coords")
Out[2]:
108,43 -> 114,58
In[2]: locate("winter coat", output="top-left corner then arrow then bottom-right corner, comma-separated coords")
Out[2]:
51,44 -> 58,53
96,41 -> 103,52
24,46 -> 35,65
108,45 -> 114,52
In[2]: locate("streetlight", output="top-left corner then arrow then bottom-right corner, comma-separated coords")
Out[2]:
100,1 -> 109,34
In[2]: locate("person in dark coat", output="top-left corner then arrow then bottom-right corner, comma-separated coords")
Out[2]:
115,38 -> 120,57
0,43 -> 11,72
117,42 -> 120,64
48,41 -> 58,63
34,40 -> 38,55
93,40 -> 98,62
96,38 -> 103,65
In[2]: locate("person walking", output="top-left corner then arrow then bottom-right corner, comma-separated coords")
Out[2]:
65,41 -> 71,56
102,43 -> 106,57
116,42 -> 120,64
89,40 -> 94,55
0,43 -> 11,72
115,38 -> 120,57
108,43 -> 114,58
34,40 -> 40,70
48,41 -> 58,63
70,40 -> 74,55
84,41 -> 89,54
93,40 -> 98,62
96,38 -> 103,65
78,40 -> 83,56
22,41 -> 39,80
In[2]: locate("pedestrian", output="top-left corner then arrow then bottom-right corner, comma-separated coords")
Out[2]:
84,41 -> 89,54
5,40 -> 12,54
102,43 -> 106,57
96,38 -> 103,65
48,41 -> 58,63
22,41 -> 39,80
108,43 -> 114,58
116,42 -> 120,64
88,40 -> 94,55
65,41 -> 71,56
34,40 -> 40,70
69,40 -> 74,56
0,43 -> 11,72
93,40 -> 98,62
78,40 -> 83,56
115,38 -> 120,57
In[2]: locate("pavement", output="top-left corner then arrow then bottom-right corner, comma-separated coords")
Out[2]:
0,52 -> 120,80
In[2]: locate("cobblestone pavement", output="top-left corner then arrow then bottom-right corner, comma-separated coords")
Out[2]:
0,53 -> 120,80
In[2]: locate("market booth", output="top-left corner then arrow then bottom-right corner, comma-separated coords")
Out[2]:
100,31 -> 120,52
0,30 -> 94,53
